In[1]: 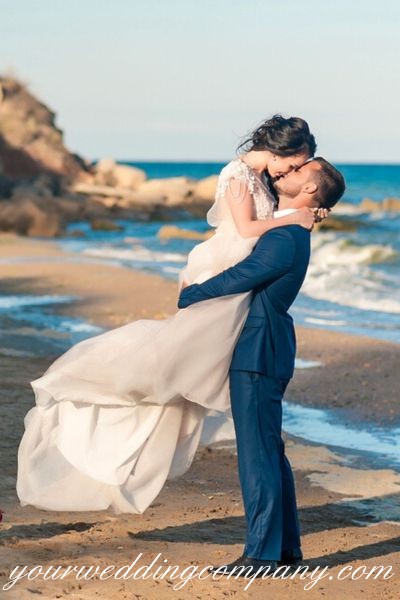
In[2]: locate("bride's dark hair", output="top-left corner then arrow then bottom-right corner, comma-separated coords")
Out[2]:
237,114 -> 317,157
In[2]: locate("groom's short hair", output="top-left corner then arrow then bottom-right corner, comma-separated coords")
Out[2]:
312,157 -> 345,209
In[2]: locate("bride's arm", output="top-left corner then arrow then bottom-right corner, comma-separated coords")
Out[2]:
225,178 -> 315,237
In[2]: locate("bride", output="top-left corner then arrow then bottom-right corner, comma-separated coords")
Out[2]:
17,115 -> 321,514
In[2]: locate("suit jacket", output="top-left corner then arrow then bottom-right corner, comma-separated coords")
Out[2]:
178,225 -> 311,380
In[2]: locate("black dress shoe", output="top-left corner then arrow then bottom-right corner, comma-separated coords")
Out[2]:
208,554 -> 279,577
278,547 -> 303,565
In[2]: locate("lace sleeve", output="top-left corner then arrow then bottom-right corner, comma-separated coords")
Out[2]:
206,159 -> 258,228
216,160 -> 255,203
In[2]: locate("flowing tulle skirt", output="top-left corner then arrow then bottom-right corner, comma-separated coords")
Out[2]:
17,225 -> 257,513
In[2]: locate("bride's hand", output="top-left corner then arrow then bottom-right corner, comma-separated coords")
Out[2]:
181,279 -> 190,290
312,207 -> 330,222
293,207 -> 316,231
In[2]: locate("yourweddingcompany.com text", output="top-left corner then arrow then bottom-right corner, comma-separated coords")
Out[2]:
2,552 -> 395,592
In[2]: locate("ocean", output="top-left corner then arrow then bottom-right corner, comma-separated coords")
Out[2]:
121,161 -> 400,204
58,161 -> 400,344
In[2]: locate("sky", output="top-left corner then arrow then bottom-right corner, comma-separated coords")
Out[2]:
1,0 -> 399,163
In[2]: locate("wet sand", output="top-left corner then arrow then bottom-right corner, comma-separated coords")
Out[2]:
0,232 -> 399,599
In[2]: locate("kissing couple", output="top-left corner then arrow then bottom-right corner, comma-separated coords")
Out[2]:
17,114 -> 345,576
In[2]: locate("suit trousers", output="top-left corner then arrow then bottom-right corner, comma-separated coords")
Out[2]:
229,369 -> 301,560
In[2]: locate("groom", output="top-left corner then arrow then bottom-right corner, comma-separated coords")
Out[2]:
178,157 -> 345,576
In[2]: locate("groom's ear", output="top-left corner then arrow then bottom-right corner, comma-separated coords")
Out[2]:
302,181 -> 318,195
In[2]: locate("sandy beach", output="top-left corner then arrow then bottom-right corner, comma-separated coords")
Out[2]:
0,232 -> 399,599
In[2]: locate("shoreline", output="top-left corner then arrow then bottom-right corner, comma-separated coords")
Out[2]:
1,232 -> 400,599
1,232 -> 399,426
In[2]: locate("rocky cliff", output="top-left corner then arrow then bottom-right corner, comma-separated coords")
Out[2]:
0,76 -> 90,183
0,77 -> 215,236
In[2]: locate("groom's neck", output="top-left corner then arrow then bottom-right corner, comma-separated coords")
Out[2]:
277,193 -> 297,211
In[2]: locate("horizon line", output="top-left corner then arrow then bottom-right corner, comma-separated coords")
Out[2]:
94,158 -> 400,167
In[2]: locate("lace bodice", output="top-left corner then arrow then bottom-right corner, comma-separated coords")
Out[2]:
207,157 -> 276,228
181,156 -> 279,289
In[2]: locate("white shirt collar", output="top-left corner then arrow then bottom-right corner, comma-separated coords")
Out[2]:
273,208 -> 297,218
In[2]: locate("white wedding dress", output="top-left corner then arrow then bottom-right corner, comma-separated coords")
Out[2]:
17,157 -> 294,514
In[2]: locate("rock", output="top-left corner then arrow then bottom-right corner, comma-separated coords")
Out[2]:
72,182 -> 124,197
71,174 -> 214,216
333,202 -> 362,215
89,195 -> 120,209
11,184 -> 85,223
93,158 -> 115,179
158,225 -> 215,241
56,196 -> 86,221
135,177 -> 195,206
82,195 -> 154,222
358,197 -> 400,213
118,190 -> 166,207
0,196 -> 64,236
316,216 -> 358,232
83,195 -> 121,219
0,76 -> 90,180
382,197 -> 400,211
32,173 -> 61,196
0,175 -> 13,197
90,219 -> 124,232
115,196 -> 150,208
69,229 -> 86,237
10,173 -> 59,198
0,74 -> 223,227
71,182 -> 150,201
71,182 -> 166,210
359,198 -> 382,212
94,158 -> 146,189
193,175 -> 218,202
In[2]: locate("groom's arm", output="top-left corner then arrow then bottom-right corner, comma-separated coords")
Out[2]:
178,228 -> 295,308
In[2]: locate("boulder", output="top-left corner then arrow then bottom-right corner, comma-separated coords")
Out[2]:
333,202 -> 362,215
359,198 -> 382,212
316,217 -> 358,232
158,225 -> 215,241
82,195 -> 153,222
72,182 -> 130,197
11,176 -> 56,200
0,196 -> 64,236
70,181 -> 166,209
83,195 -> 121,219
93,158 -> 115,181
94,158 -> 146,189
135,177 -> 196,206
359,197 -> 400,213
87,195 -> 120,210
71,172 -> 214,215
382,197 -> 400,211
0,76 -> 90,180
193,175 -> 218,202
56,196 -> 86,221
90,219 -> 124,232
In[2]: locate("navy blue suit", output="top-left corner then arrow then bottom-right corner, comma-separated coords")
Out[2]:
178,225 -> 311,560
